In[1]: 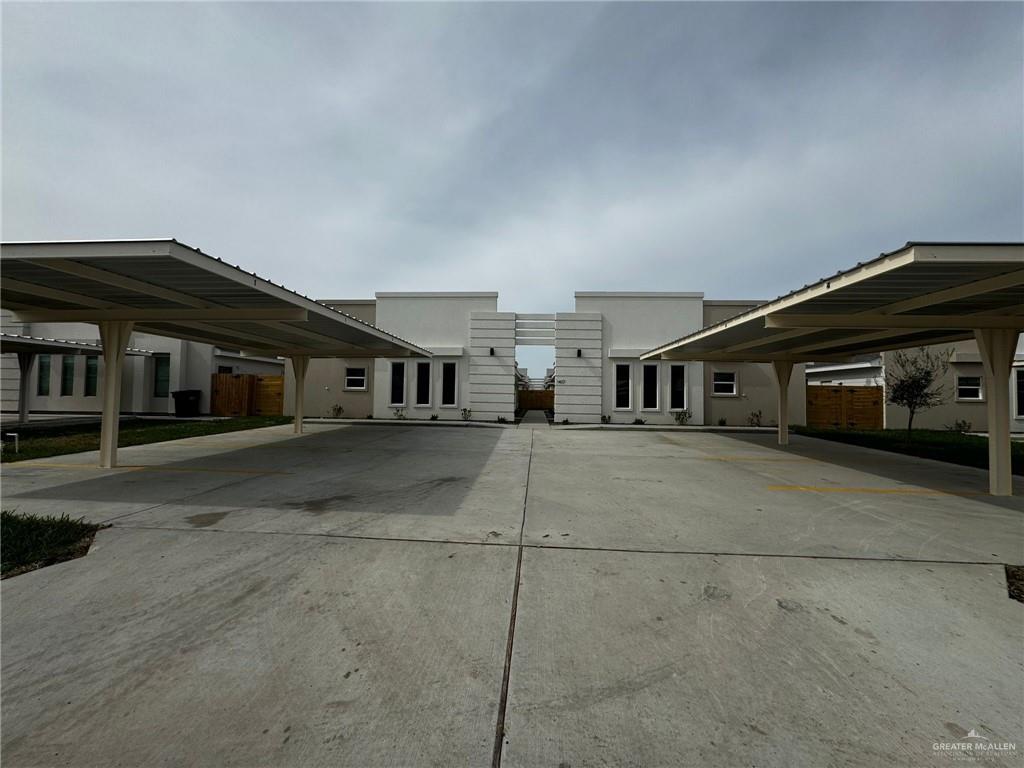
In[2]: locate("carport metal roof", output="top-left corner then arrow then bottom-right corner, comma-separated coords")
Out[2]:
0,332 -> 154,356
0,239 -> 429,358
642,243 -> 1023,362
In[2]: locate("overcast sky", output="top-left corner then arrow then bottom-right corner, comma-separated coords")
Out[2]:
4,2 -> 1022,372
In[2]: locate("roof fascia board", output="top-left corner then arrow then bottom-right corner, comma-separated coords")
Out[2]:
765,312 -> 1024,330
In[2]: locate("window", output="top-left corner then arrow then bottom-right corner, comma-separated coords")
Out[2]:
712,371 -> 737,396
389,361 -> 406,406
415,361 -> 431,406
614,363 -> 632,409
217,365 -> 233,374
60,355 -> 75,396
441,362 -> 457,407
85,356 -> 98,397
344,367 -> 367,391
669,364 -> 686,410
37,355 -> 51,396
956,375 -> 983,401
1017,370 -> 1024,418
642,363 -> 659,410
153,355 -> 171,398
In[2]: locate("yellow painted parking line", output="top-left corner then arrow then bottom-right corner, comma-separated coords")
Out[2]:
701,456 -> 817,463
11,462 -> 288,476
767,484 -> 984,496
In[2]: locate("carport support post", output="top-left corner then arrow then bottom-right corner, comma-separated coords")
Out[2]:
290,355 -> 309,434
772,360 -> 794,446
975,328 -> 1019,496
97,321 -> 134,468
16,352 -> 35,424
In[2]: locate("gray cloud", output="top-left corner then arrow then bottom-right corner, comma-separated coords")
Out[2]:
4,2 -> 1022,373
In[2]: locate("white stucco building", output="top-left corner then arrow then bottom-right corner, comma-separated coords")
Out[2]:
285,291 -> 807,427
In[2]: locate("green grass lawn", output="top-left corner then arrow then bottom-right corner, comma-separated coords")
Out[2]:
1,416 -> 292,463
1,511 -> 102,578
793,426 -> 1024,475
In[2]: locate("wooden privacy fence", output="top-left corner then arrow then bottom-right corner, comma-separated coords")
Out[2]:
518,389 -> 554,411
210,374 -> 284,417
806,385 -> 883,430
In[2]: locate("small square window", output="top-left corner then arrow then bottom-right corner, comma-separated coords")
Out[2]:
712,371 -> 737,396
956,375 -> 983,401
344,367 -> 367,391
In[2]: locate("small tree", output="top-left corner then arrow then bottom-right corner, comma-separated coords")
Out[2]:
885,347 -> 950,439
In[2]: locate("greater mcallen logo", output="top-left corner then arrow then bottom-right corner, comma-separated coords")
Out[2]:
933,728 -> 1018,761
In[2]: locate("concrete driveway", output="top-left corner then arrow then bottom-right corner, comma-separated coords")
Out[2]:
2,423 -> 1021,767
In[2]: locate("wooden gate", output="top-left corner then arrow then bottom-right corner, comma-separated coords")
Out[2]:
254,375 -> 284,416
806,385 -> 883,430
210,373 -> 255,417
518,389 -> 554,411
211,373 -> 285,416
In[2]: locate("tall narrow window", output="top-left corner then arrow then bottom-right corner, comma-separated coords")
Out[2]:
37,355 -> 51,396
441,362 -> 457,406
60,355 -> 75,396
415,361 -> 431,406
642,363 -> 659,410
85,356 -> 99,397
669,364 -> 686,410
614,363 -> 631,409
389,361 -> 406,406
1017,370 -> 1024,418
153,355 -> 171,398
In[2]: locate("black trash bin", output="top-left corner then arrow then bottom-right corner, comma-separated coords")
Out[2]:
171,389 -> 202,418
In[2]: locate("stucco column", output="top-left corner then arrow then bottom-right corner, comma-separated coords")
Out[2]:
772,360 -> 794,446
16,352 -> 35,424
97,321 -> 134,468
291,355 -> 309,434
975,328 -> 1019,496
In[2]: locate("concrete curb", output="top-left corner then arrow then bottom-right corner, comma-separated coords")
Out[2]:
303,418 -> 513,429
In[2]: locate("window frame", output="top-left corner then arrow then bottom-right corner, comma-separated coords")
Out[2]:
344,366 -> 368,392
641,362 -> 660,411
153,355 -> 171,399
84,355 -> 99,397
955,374 -> 984,402
613,363 -> 632,411
37,354 -> 51,397
440,361 -> 458,408
388,360 -> 407,407
711,370 -> 738,397
1016,369 -> 1024,419
669,363 -> 687,411
414,361 -> 432,407
60,355 -> 75,397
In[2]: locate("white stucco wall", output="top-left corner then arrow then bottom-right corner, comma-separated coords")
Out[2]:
573,293 -> 706,425
372,293 -> 497,419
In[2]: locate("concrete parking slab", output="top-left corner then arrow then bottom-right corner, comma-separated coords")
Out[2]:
502,548 -> 1020,767
525,430 -> 1024,563
2,424 -> 1021,768
1,527 -> 515,767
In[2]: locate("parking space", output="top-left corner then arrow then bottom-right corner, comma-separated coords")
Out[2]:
2,424 -> 1021,767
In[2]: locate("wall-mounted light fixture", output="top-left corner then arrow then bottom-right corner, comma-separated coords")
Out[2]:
576,348 -> 582,358
490,347 -> 495,356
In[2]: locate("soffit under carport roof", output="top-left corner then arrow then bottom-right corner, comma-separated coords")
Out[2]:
642,242 -> 1024,362
0,239 -> 430,358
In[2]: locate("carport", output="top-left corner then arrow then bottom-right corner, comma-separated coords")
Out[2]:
643,242 -> 1024,495
0,239 -> 429,467
1,332 -> 154,425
